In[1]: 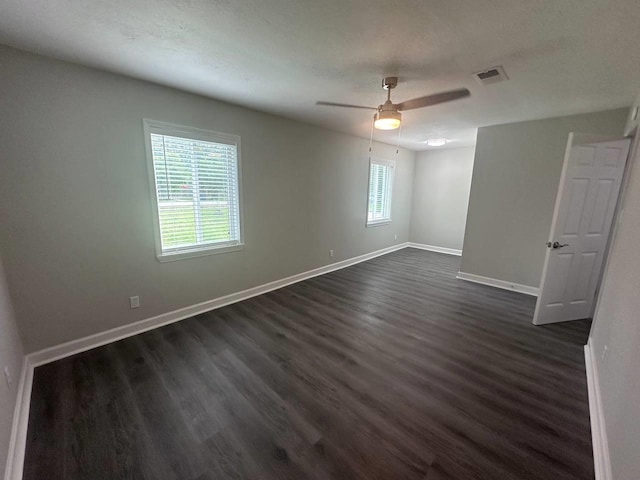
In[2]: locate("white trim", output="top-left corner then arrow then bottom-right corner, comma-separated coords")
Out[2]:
6,242 -> 408,475
584,341 -> 612,480
456,271 -> 539,296
407,242 -> 462,256
28,243 -> 408,367
3,242 -> 408,480
366,157 -> 394,227
8,244 -> 593,480
365,220 -> 391,228
157,243 -> 244,262
3,357 -> 32,480
142,119 -> 245,263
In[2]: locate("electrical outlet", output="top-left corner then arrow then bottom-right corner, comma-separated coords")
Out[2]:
329,249 -> 334,258
129,296 -> 140,309
601,345 -> 609,363
4,366 -> 11,387
394,234 -> 398,240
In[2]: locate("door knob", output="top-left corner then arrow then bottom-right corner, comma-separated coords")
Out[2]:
546,241 -> 569,249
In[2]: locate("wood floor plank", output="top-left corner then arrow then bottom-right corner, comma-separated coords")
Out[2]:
148,320 -> 321,479
109,338 -> 209,479
23,362 -> 68,480
260,284 -> 592,441
206,309 -> 436,479
216,299 -> 535,479
250,291 -> 591,477
24,249 -> 594,479
137,328 -> 225,442
189,314 -> 377,480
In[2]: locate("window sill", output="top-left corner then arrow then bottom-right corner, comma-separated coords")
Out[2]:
366,220 -> 391,228
157,243 -> 244,263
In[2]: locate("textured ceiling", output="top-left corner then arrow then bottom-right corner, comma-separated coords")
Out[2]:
1,0 -> 639,150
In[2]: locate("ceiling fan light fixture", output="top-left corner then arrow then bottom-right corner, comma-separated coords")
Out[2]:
374,110 -> 402,130
425,138 -> 449,147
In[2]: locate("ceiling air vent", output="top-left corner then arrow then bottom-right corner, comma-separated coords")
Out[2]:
472,66 -> 508,85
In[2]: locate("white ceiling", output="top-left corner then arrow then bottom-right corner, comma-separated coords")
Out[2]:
1,0 -> 639,150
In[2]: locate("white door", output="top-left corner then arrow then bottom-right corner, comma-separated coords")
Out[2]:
533,133 -> 631,325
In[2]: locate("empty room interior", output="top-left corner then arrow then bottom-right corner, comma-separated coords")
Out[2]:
1,1 -> 640,479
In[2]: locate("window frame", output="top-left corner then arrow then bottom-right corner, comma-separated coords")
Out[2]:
143,119 -> 244,262
366,157 -> 395,227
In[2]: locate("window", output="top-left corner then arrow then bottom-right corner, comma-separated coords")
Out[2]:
367,158 -> 394,226
144,120 -> 243,261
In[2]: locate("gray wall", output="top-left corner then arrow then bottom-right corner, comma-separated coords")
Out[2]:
409,147 -> 474,250
460,109 -> 628,288
0,45 -> 415,352
589,133 -> 640,480
0,255 -> 24,476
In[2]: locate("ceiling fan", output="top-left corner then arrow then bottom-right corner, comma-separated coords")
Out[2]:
316,77 -> 470,130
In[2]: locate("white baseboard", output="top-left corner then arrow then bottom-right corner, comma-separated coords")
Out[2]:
584,341 -> 612,480
407,242 -> 462,256
456,271 -> 539,296
26,242 -> 407,367
3,357 -> 32,480
3,242 -> 408,480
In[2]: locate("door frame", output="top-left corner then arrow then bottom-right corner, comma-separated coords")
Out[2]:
587,128 -> 640,334
533,132 -> 635,325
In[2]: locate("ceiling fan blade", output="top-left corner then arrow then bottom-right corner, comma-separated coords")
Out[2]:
316,101 -> 377,110
396,88 -> 470,111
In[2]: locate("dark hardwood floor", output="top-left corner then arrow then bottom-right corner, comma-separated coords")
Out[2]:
24,248 -> 594,480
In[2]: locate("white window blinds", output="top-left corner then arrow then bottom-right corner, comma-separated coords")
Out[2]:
145,121 -> 243,259
367,159 -> 394,226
